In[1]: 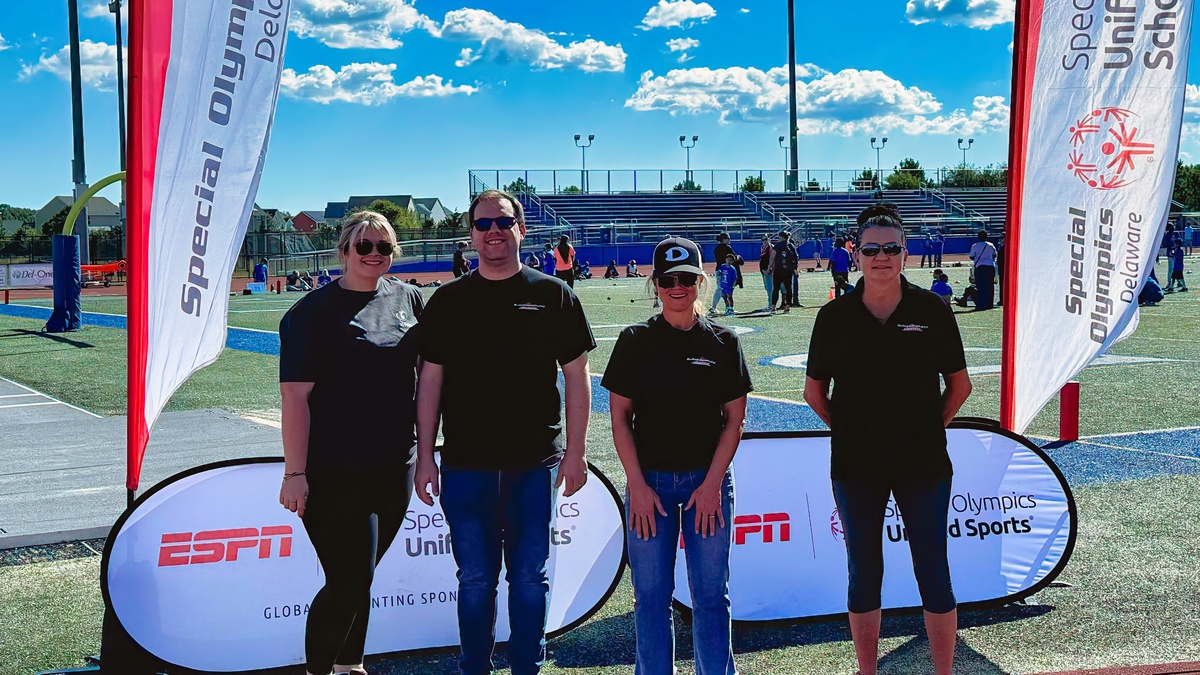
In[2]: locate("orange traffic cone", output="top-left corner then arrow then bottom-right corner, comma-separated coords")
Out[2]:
828,287 -> 835,300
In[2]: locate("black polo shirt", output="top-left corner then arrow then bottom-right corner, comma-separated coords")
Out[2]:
601,315 -> 753,472
420,266 -> 596,471
806,276 -> 967,483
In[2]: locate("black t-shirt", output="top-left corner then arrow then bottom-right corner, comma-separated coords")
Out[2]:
421,267 -> 596,470
773,241 -> 797,272
713,242 -> 734,269
601,315 -> 753,472
279,277 -> 424,473
453,250 -> 468,277
806,276 -> 967,483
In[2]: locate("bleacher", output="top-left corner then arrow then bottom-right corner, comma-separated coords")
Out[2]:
935,188 -> 1008,230
518,192 -> 774,244
512,188 -> 1008,250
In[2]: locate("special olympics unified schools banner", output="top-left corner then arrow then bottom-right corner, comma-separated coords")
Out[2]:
1004,0 -> 1193,433
103,459 -> 627,673
127,0 -> 289,489
674,426 -> 1076,620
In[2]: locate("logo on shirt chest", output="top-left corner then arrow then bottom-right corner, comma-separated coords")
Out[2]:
897,323 -> 929,332
513,302 -> 545,311
396,310 -> 414,328
687,357 -> 717,367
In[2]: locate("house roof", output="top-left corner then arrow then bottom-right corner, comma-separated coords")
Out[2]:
298,210 -> 326,223
413,197 -> 443,217
42,195 -> 119,217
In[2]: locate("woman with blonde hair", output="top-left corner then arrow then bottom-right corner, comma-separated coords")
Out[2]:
278,211 -> 424,675
603,237 -> 752,675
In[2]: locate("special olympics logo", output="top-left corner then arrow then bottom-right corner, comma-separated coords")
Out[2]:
830,508 -> 844,543
1066,107 -> 1155,190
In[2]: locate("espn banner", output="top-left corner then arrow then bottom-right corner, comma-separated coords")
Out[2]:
127,0 -> 289,489
674,425 -> 1076,620
1003,0 -> 1193,433
102,459 -> 626,673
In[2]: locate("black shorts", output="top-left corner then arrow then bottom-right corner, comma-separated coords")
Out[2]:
1172,270 -> 1185,281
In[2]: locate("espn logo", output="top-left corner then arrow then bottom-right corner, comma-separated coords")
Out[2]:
734,513 -> 790,545
158,526 -> 293,567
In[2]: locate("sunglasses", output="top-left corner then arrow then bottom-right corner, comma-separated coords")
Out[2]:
349,240 -> 394,256
656,272 -> 699,289
472,216 -> 518,232
858,243 -> 905,257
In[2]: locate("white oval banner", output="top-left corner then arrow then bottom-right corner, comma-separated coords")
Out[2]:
674,424 -> 1076,621
103,458 -> 627,672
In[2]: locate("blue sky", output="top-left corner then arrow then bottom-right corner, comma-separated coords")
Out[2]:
1,0 -> 1197,214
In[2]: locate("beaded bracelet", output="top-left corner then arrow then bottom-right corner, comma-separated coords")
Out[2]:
283,471 -> 305,481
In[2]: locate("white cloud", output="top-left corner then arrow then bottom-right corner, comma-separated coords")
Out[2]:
289,0 -> 435,49
666,37 -> 699,52
0,33 -> 9,51
280,63 -> 477,104
19,40 -> 124,90
626,64 -> 1008,135
740,7 -> 750,12
439,9 -> 625,72
906,0 -> 1013,29
639,0 -> 716,30
82,2 -> 111,19
677,54 -> 693,64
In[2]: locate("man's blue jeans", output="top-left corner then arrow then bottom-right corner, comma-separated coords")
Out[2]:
626,469 -> 736,675
440,466 -> 555,675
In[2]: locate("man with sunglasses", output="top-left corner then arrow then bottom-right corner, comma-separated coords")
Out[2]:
414,189 -> 595,675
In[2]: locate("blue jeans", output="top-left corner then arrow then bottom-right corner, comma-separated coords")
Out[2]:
975,265 -> 996,310
627,469 -> 736,675
440,466 -> 556,675
831,479 -> 956,614
760,272 -> 773,306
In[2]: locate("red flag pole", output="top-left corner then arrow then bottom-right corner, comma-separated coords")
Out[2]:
125,0 -> 171,503
125,0 -> 147,507
1000,0 -> 1044,431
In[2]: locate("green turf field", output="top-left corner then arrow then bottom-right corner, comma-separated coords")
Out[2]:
1,257 -> 1198,674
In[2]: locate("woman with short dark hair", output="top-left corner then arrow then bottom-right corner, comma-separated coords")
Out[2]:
803,202 -> 972,675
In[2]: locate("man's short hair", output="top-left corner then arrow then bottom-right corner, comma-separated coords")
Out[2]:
468,189 -> 525,228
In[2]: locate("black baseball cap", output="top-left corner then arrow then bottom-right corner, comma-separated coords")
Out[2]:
653,237 -> 704,277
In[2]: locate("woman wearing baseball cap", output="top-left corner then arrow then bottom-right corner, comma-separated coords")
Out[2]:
602,237 -> 752,674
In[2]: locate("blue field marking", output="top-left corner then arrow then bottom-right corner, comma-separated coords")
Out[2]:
5,302 -> 1196,487
0,304 -> 281,356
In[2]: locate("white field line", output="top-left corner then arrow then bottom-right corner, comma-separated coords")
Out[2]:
0,376 -> 102,418
0,394 -> 43,399
0,401 -> 60,410
1081,425 -> 1200,439
1075,439 -> 1200,464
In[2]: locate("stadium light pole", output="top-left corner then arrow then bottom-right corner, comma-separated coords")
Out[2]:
574,134 -> 593,193
110,0 -> 127,256
680,135 -> 698,184
958,137 -> 974,165
68,0 -> 91,264
786,0 -> 800,192
778,135 -> 790,180
871,136 -> 887,183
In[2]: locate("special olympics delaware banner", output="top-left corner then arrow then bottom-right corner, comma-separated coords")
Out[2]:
127,0 -> 289,489
1003,0 -> 1193,433
104,459 -> 626,672
674,428 -> 1075,620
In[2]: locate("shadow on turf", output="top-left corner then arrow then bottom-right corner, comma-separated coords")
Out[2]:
548,604 -> 1053,669
0,329 -> 95,349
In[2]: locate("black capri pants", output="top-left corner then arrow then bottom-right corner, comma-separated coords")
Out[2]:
831,478 -> 956,614
302,468 -> 413,674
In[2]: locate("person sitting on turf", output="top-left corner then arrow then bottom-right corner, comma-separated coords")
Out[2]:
302,271 -> 316,289
627,259 -> 644,277
605,259 -> 620,279
931,272 -> 953,306
1140,269 -> 1165,306
286,270 -> 311,292
579,260 -> 592,280
316,270 -> 332,288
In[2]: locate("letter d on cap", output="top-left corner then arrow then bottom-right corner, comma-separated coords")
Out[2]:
665,247 -> 690,262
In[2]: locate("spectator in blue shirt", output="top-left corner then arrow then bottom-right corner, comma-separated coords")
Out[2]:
316,269 -> 332,287
253,258 -> 269,284
717,254 -> 738,315
921,235 -> 934,268
931,273 -> 953,305
830,238 -> 851,298
1141,269 -> 1165,305
1166,240 -> 1189,293
934,233 -> 945,267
